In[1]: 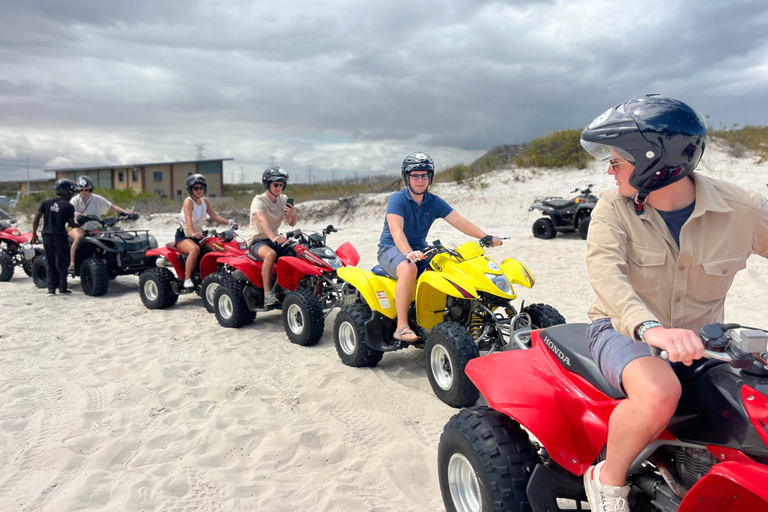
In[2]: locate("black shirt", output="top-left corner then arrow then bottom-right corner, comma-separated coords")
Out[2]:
657,200 -> 695,248
38,197 -> 75,236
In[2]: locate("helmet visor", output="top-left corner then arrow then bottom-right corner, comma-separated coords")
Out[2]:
580,139 -> 635,163
404,163 -> 434,174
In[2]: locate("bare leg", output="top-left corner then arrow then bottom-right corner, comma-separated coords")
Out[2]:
600,357 -> 681,486
394,260 -> 417,330
176,239 -> 201,280
68,227 -> 85,267
258,246 -> 277,292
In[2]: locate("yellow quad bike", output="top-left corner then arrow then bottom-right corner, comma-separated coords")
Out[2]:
332,237 -> 565,407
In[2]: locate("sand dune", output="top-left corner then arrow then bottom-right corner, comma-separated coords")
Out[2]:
2,142 -> 768,511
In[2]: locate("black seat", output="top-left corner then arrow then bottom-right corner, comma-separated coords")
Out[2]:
538,323 -> 624,400
371,265 -> 392,277
543,199 -> 575,209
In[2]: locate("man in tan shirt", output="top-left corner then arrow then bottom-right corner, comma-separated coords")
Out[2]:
580,94 -> 768,512
249,167 -> 297,306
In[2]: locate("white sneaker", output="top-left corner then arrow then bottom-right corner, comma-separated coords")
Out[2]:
183,279 -> 194,289
584,461 -> 629,512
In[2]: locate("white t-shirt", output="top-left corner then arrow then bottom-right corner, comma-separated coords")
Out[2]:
179,198 -> 208,237
71,194 -> 112,231
248,193 -> 286,243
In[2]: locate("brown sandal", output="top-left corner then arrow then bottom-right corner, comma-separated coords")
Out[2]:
394,325 -> 419,342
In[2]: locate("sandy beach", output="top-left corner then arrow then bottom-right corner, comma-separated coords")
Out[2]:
2,141 -> 768,511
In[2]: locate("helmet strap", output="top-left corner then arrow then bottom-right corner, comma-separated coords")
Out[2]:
634,192 -> 649,215
266,187 -> 280,201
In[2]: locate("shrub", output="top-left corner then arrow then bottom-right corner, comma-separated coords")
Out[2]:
514,128 -> 590,169
710,125 -> 768,163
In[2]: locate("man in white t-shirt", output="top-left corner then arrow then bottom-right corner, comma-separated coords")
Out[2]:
68,175 -> 131,268
248,167 -> 297,306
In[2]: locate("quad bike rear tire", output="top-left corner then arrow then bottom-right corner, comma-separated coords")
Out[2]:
438,406 -> 537,512
532,217 -> 556,239
80,256 -> 110,296
139,267 -> 179,309
0,252 -> 14,281
213,279 -> 256,328
578,216 -> 591,240
425,322 -> 481,408
521,303 -> 566,329
199,271 -> 228,313
31,255 -> 47,288
333,303 -> 383,367
22,249 -> 43,277
282,288 -> 324,346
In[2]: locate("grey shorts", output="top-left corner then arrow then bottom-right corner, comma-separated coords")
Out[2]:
377,245 -> 408,278
587,318 -> 655,397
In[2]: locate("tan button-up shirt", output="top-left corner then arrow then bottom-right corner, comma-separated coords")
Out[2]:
587,173 -> 768,340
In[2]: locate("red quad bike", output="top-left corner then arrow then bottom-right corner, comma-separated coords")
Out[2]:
0,219 -> 43,281
212,225 -> 360,346
138,228 -> 248,311
438,322 -> 768,512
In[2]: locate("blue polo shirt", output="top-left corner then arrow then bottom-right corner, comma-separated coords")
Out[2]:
378,188 -> 453,252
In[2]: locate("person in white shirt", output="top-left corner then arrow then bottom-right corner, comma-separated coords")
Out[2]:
176,174 -> 235,288
68,175 -> 132,268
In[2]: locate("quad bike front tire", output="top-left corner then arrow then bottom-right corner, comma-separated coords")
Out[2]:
425,322 -> 481,408
139,268 -> 179,309
213,279 -> 256,328
577,216 -> 591,240
31,255 -> 47,288
333,303 -> 383,367
438,406 -> 538,512
80,256 -> 110,296
532,217 -> 556,239
199,271 -> 228,313
282,288 -> 324,346
22,248 -> 44,277
521,303 -> 566,329
0,252 -> 14,281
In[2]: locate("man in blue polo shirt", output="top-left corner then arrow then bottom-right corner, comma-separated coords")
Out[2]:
377,151 -> 502,342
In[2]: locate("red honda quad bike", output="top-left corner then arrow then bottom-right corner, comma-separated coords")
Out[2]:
438,322 -> 768,512
138,228 -> 248,311
0,219 -> 43,281
212,225 -> 360,347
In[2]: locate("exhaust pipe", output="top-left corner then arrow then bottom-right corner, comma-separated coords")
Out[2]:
155,258 -> 173,268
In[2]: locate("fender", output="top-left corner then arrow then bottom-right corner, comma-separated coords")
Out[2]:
199,252 -> 225,278
276,255 -> 323,291
678,461 -> 768,511
465,331 -> 619,475
218,255 -> 264,287
500,257 -> 535,289
145,247 -> 185,278
335,241 -> 360,267
337,266 -> 398,319
80,237 -> 119,253
0,229 -> 31,244
414,271 -> 478,329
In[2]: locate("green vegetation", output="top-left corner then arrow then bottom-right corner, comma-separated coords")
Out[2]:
13,187 -> 172,217
710,124 -> 768,163
514,128 -> 590,169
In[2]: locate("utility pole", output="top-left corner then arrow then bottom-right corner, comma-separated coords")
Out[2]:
240,166 -> 244,184
270,156 -> 276,166
194,143 -> 207,160
331,168 -> 335,183
26,155 -> 30,193
307,165 -> 313,185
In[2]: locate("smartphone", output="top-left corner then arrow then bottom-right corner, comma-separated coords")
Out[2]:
286,198 -> 294,206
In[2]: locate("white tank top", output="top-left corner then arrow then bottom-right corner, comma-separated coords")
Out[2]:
180,198 -> 207,236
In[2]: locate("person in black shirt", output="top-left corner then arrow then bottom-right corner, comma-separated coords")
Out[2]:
31,179 -> 78,295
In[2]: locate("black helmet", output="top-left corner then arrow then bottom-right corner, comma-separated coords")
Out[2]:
580,94 -> 707,209
401,151 -> 435,195
54,179 -> 78,199
185,174 -> 207,196
76,175 -> 94,191
262,166 -> 288,191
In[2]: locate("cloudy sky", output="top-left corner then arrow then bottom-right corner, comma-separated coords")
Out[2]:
1,0 -> 767,185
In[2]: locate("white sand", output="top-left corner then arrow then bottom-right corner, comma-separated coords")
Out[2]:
2,141 -> 768,511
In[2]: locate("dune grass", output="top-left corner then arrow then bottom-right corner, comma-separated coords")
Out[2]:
710,124 -> 768,163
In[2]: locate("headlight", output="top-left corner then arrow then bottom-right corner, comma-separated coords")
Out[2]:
22,243 -> 36,260
148,235 -> 158,249
485,273 -> 512,295
324,256 -> 343,269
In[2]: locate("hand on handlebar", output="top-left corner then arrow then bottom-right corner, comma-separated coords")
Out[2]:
406,250 -> 425,263
273,234 -> 287,245
193,231 -> 204,239
643,327 -> 705,365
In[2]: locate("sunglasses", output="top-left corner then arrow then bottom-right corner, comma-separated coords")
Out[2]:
608,159 -> 634,171
191,186 -> 205,191
409,173 -> 430,181
270,182 -> 286,188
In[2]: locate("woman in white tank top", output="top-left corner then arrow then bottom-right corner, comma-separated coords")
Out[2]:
175,174 -> 237,288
